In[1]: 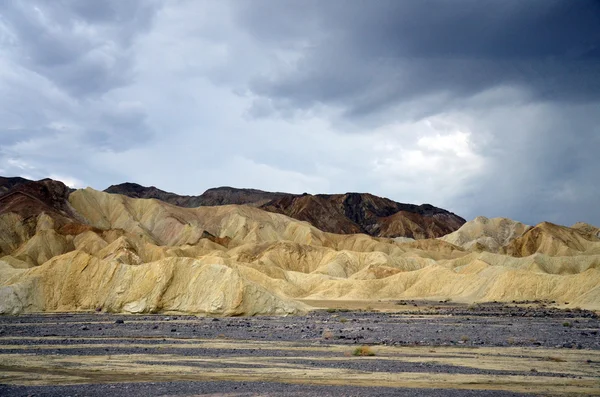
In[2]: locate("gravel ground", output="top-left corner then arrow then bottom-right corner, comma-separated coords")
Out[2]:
1,303 -> 597,349
1,303 -> 599,396
0,382 -> 527,397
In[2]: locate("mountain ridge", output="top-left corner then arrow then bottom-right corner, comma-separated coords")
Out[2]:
1,176 -> 465,239
103,182 -> 466,239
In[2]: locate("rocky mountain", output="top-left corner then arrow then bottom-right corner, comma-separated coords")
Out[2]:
0,176 -> 32,195
261,193 -> 465,239
2,177 -> 465,239
105,182 -> 465,239
0,178 -> 78,222
104,183 -> 287,207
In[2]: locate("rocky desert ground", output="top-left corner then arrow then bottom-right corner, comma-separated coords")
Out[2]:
1,301 -> 599,396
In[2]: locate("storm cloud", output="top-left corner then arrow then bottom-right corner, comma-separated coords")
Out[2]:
1,0 -> 599,226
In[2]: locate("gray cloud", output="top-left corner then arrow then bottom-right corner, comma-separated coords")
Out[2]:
0,0 -> 157,162
233,0 -> 600,225
0,0 -> 159,96
240,0 -> 600,121
0,0 -> 598,227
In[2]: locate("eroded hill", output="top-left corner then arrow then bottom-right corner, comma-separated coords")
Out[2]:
1,179 -> 599,315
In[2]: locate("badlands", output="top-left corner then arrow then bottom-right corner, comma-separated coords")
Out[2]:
1,177 -> 599,315
1,177 -> 600,396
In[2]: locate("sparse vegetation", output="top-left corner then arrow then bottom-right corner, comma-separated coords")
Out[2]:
352,345 -> 375,356
460,335 -> 470,342
562,321 -> 572,327
339,317 -> 348,323
325,308 -> 351,313
321,329 -> 333,340
546,356 -> 566,362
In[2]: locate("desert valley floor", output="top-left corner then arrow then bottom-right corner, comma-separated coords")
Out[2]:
1,301 -> 600,396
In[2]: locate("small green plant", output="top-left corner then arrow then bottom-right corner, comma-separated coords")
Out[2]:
562,321 -> 572,327
352,345 -> 375,356
326,308 -> 337,313
339,317 -> 348,323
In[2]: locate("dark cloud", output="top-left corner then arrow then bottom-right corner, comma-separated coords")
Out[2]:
239,0 -> 600,120
230,0 -> 600,225
448,99 -> 600,226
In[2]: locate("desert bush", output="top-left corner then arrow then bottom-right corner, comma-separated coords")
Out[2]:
352,345 -> 375,356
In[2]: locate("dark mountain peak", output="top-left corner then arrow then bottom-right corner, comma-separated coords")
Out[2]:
203,186 -> 282,195
104,183 -> 287,208
105,182 -> 176,198
199,186 -> 288,206
0,176 -> 33,196
0,178 -> 75,221
261,191 -> 465,238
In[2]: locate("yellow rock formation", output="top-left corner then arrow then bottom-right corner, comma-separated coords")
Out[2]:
1,188 -> 599,314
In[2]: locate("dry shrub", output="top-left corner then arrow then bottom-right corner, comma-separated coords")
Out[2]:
352,345 -> 375,356
322,329 -> 333,340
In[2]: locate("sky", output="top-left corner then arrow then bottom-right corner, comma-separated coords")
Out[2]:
1,0 -> 599,226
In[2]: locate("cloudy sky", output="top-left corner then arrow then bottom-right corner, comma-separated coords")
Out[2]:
1,0 -> 599,226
